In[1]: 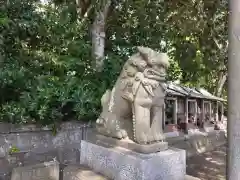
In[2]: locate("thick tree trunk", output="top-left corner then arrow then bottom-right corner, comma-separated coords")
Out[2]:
227,0 -> 240,179
215,71 -> 227,97
91,0 -> 111,72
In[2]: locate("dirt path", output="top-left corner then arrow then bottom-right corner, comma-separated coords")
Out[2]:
187,145 -> 226,180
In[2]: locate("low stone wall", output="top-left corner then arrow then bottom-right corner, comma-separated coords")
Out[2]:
0,121 -> 226,179
0,121 -> 90,157
168,130 -> 226,157
0,121 -> 91,179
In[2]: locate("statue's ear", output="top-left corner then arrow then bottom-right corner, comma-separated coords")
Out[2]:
137,46 -> 149,61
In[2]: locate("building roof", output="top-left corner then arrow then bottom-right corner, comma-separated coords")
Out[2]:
165,82 -> 226,102
180,86 -> 205,99
166,82 -> 188,96
196,88 -> 226,102
166,88 -> 185,97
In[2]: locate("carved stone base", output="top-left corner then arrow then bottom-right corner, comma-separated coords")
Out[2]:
80,140 -> 186,180
92,134 -> 168,154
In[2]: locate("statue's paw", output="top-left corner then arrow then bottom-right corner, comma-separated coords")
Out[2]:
145,132 -> 165,144
115,129 -> 128,139
135,133 -> 148,144
108,129 -> 128,139
156,132 -> 165,142
135,131 -> 166,144
96,118 -> 105,125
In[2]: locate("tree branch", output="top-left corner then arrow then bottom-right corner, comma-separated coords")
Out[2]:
76,0 -> 91,16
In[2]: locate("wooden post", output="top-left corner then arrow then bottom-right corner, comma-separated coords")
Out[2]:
201,100 -> 204,122
185,98 -> 188,124
228,0 -> 240,178
183,98 -> 189,133
221,102 -> 224,121
174,99 -> 178,124
209,102 -> 212,121
215,101 -> 219,121
194,101 -> 197,123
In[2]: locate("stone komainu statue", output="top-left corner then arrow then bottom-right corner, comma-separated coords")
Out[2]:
96,47 -> 169,144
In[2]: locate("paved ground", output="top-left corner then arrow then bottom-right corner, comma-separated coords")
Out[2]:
63,165 -> 109,180
186,145 -> 226,180
63,165 -> 200,180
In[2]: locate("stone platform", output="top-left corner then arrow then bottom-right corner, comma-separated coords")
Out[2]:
94,134 -> 168,154
80,140 -> 186,180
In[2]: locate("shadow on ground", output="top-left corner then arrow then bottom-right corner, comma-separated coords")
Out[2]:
187,145 -> 226,180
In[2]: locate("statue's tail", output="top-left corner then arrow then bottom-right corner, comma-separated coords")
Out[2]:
96,89 -> 111,125
101,89 -> 111,109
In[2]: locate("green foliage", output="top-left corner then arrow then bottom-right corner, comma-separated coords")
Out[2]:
0,0 -> 115,125
9,146 -> 20,154
0,0 -> 228,125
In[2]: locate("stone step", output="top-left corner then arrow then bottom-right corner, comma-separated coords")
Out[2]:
64,165 -> 200,180
63,165 -> 109,180
185,175 -> 201,180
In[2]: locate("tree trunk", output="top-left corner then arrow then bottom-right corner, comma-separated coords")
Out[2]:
91,0 -> 111,72
215,71 -> 227,97
227,0 -> 240,179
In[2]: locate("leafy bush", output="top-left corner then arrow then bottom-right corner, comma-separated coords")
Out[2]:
0,0 -> 124,125
1,0 -> 221,126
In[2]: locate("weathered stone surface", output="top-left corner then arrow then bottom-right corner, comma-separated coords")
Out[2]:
80,140 -> 186,180
7,152 -> 27,167
0,157 -> 11,180
0,172 -> 11,180
58,148 -> 80,165
0,123 -> 12,134
203,122 -> 215,132
63,165 -> 108,180
0,122 -> 88,156
96,47 -> 169,145
24,149 -> 59,166
24,147 -> 80,166
93,134 -> 168,154
11,161 -> 59,180
185,175 -> 201,180
168,131 -> 226,157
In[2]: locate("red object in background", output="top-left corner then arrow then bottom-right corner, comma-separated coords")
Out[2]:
167,124 -> 177,132
171,125 -> 177,131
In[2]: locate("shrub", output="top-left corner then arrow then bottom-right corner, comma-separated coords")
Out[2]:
0,1 -> 124,125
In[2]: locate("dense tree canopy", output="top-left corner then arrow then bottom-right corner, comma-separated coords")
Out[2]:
0,0 -> 228,125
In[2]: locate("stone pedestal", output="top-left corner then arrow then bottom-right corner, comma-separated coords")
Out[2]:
94,135 -> 168,154
80,140 -> 186,180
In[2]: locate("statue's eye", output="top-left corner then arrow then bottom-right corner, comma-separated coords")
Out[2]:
140,62 -> 147,67
151,59 -> 156,64
158,64 -> 164,69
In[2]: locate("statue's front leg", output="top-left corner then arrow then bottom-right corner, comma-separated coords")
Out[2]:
150,105 -> 165,142
133,104 -> 165,144
133,103 -> 151,144
133,85 -> 153,144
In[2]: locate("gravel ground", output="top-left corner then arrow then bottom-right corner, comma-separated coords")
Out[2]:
187,145 -> 226,180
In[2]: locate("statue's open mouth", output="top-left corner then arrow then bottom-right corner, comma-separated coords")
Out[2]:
143,68 -> 166,81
